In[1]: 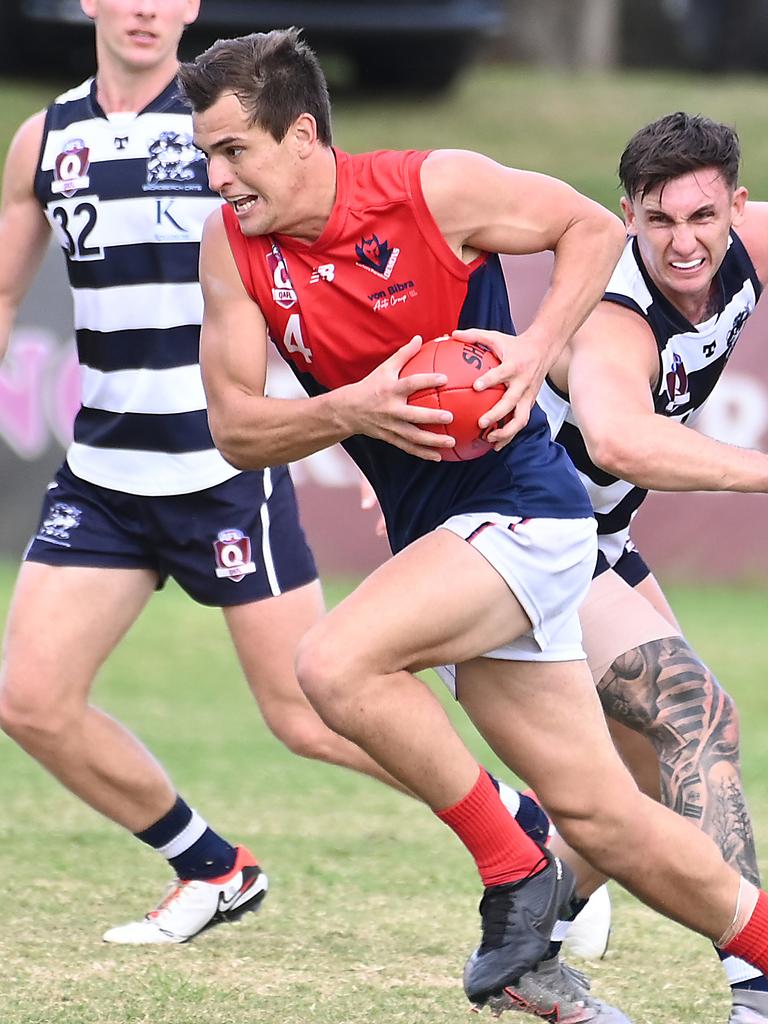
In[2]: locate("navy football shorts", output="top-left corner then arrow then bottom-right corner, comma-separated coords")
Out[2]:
24,460 -> 318,607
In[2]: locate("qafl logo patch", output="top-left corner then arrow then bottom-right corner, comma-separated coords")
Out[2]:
664,351 -> 690,412
267,248 -> 297,309
213,529 -> 257,582
51,139 -> 90,197
355,234 -> 400,279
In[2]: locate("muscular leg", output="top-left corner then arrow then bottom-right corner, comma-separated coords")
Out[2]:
599,636 -> 760,886
296,528 -> 744,943
224,580 -> 412,794
607,718 -> 661,800
0,561 -> 174,831
457,655 -> 743,939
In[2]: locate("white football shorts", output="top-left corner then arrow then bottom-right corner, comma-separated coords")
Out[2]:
434,512 -> 597,697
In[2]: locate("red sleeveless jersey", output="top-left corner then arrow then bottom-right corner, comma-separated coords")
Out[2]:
222,148 -> 484,389
222,147 -> 593,552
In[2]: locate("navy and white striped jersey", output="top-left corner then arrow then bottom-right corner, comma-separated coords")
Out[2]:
538,231 -> 761,566
34,77 -> 238,495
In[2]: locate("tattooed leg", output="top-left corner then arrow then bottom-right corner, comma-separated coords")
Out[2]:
598,637 -> 760,886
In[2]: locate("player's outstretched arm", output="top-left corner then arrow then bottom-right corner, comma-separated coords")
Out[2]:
421,149 -> 626,448
199,212 -> 456,468
0,112 -> 53,363
567,301 -> 768,493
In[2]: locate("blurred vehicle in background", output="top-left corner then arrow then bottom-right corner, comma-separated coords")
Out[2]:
0,0 -> 505,92
623,0 -> 768,72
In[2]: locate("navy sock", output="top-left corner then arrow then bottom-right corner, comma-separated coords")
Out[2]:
733,977 -> 768,992
515,793 -> 551,846
135,796 -> 237,881
546,898 -> 588,960
485,773 -> 551,845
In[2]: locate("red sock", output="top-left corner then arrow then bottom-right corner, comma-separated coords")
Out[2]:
436,769 -> 547,887
724,890 -> 768,973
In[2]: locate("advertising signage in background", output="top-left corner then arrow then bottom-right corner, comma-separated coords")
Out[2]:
2,248 -> 767,580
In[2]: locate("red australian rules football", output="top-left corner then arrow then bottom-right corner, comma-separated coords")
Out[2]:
401,336 -> 505,461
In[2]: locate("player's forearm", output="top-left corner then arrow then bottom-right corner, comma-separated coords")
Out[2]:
208,388 -> 356,470
589,415 -> 768,493
526,211 -> 625,367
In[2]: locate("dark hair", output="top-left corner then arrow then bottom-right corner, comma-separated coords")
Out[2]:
619,112 -> 740,200
177,27 -> 332,145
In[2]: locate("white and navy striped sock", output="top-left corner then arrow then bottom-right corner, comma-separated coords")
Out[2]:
135,796 -> 237,880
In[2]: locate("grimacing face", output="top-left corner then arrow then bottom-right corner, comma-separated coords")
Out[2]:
621,167 -> 747,316
193,92 -> 314,238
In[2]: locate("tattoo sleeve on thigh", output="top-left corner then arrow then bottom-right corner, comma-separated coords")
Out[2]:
598,637 -> 760,885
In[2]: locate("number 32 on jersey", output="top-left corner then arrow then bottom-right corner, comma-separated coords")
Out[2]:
47,196 -> 103,262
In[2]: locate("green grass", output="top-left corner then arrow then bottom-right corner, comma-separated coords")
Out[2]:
5,65 -> 768,210
0,560 -> 767,1024
2,62 -> 768,1022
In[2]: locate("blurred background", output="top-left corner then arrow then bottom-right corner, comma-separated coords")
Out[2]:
2,0 -> 768,582
1,9 -> 768,1023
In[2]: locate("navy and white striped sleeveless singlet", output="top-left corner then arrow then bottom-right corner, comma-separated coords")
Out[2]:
538,231 -> 761,566
34,76 -> 237,496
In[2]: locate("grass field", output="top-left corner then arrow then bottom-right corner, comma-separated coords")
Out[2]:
5,64 -> 768,211
1,59 -> 768,1024
0,562 -> 767,1024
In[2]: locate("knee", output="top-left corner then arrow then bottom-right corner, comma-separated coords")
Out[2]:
262,700 -> 340,762
0,679 -> 70,748
294,625 -> 355,729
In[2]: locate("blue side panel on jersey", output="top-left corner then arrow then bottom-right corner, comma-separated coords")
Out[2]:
279,255 -> 592,551
77,325 -> 202,372
74,408 -> 214,453
66,241 -> 201,289
459,253 -> 515,334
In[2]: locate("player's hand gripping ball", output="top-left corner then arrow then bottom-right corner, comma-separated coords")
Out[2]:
401,336 -> 505,461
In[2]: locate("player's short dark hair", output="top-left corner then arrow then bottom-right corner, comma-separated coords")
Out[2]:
177,27 -> 332,145
619,112 -> 741,200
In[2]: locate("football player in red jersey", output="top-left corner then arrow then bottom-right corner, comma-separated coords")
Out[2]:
181,30 -> 768,1012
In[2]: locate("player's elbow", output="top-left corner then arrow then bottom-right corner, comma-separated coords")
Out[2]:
208,415 -> 268,471
586,433 -> 640,481
579,202 -> 625,258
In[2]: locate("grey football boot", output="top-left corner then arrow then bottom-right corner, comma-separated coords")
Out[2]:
463,846 -> 576,1008
488,955 -> 633,1022
730,989 -> 768,1023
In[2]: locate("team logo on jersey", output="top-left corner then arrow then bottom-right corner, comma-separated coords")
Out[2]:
267,249 -> 297,309
213,529 -> 256,582
51,139 -> 90,197
725,309 -> 749,356
355,234 -> 400,279
144,131 -> 203,191
37,502 -> 83,545
664,351 -> 690,412
310,263 -> 336,283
